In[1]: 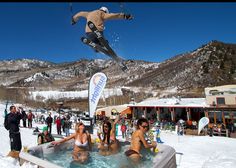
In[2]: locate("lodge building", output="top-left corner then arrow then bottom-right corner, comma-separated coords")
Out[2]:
96,85 -> 236,130
128,85 -> 236,127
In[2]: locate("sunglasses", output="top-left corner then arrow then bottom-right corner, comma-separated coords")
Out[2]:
141,125 -> 149,129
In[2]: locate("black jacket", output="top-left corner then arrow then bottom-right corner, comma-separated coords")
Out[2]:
46,116 -> 53,125
8,112 -> 22,133
21,111 -> 27,121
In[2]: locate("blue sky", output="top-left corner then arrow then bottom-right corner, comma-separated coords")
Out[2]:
0,2 -> 236,63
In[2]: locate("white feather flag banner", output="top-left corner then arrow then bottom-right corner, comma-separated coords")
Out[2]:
88,72 -> 107,118
198,117 -> 209,135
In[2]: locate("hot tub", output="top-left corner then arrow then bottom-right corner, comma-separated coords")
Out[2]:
19,139 -> 176,168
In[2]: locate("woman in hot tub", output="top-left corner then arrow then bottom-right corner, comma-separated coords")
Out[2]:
52,122 -> 92,164
97,115 -> 121,156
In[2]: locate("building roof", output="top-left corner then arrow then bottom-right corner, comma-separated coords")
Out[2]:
205,84 -> 236,96
128,97 -> 209,108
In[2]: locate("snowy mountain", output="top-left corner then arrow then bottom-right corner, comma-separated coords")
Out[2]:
12,72 -> 53,87
0,40 -> 236,101
127,40 -> 236,97
0,58 -> 54,71
5,59 -> 160,91
0,59 -> 55,86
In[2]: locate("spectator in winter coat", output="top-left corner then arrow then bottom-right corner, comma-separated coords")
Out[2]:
46,113 -> 53,134
21,109 -> 27,127
54,115 -> 57,124
6,106 -> 23,152
61,116 -> 65,133
55,117 -> 62,135
64,116 -> 71,137
27,110 -> 34,128
121,123 -> 127,139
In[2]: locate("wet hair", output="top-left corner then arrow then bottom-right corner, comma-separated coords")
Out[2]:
137,118 -> 149,130
102,120 -> 112,145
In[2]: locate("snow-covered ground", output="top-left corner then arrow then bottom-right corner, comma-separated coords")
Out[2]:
29,88 -> 124,101
29,86 -> 161,101
0,103 -> 236,168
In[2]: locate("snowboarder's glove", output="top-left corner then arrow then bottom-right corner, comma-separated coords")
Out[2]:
124,14 -> 133,20
71,17 -> 76,25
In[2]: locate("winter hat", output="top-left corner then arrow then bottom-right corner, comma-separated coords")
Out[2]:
42,126 -> 48,132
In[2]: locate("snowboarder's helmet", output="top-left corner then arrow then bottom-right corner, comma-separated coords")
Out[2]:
100,6 -> 109,13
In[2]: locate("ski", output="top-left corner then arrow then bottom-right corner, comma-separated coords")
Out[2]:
81,37 -> 128,71
87,21 -> 128,71
81,37 -> 110,56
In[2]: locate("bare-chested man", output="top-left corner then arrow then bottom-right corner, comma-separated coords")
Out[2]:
125,118 -> 157,164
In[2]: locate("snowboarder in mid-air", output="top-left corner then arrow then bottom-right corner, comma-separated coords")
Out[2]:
71,6 -> 133,71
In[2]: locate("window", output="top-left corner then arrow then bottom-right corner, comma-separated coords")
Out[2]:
209,90 -> 224,95
216,97 -> 225,105
175,108 -> 187,121
159,108 -> 171,122
216,112 -> 222,124
208,112 -> 214,123
209,90 -> 219,95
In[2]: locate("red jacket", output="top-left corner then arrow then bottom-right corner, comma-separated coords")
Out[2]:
55,119 -> 61,126
121,125 -> 127,132
28,113 -> 34,120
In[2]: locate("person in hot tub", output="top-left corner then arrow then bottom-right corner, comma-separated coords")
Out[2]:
97,115 -> 121,156
51,122 -> 92,164
38,126 -> 55,145
125,118 -> 157,165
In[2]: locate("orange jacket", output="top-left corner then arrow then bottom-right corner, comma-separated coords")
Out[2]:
73,9 -> 125,33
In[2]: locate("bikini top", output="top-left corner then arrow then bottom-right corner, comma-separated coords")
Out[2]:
75,139 -> 88,147
100,134 -> 116,146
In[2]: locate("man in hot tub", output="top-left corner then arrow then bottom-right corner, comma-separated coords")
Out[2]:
125,118 -> 157,164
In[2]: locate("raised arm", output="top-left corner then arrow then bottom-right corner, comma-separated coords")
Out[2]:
111,115 -> 120,133
114,114 -> 120,125
72,11 -> 89,24
103,13 -> 133,20
103,13 -> 124,20
51,133 -> 75,145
